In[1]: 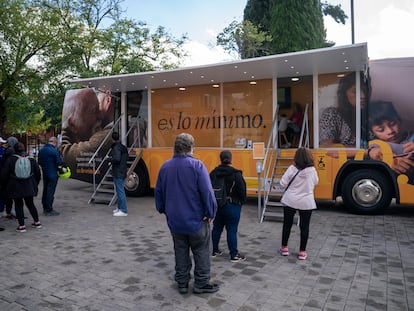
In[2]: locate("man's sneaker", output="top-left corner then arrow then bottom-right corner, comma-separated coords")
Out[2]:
230,254 -> 246,262
112,208 -> 119,214
44,210 -> 60,216
113,211 -> 128,217
6,214 -> 15,220
193,283 -> 219,294
298,251 -> 307,260
16,225 -> 26,233
31,222 -> 42,229
212,250 -> 223,257
280,247 -> 289,256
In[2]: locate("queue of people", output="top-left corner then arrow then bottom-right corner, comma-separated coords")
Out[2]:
0,135 -> 64,232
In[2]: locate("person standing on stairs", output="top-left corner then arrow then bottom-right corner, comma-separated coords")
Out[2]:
279,147 -> 318,260
110,132 -> 129,217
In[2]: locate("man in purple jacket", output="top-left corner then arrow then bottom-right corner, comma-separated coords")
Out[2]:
155,133 -> 219,295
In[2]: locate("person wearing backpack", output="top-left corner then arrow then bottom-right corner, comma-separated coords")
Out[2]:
0,142 -> 42,232
38,136 -> 63,216
210,150 -> 247,262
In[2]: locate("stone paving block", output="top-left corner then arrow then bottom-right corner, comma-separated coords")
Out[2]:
1,178 -> 414,310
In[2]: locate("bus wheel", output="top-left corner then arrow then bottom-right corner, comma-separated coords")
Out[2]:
341,169 -> 392,214
124,165 -> 149,197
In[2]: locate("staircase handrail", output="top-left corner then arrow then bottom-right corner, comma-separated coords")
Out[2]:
88,114 -> 123,192
298,103 -> 309,148
258,106 -> 279,221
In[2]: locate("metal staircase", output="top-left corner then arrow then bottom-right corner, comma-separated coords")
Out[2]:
259,104 -> 310,222
88,115 -> 143,206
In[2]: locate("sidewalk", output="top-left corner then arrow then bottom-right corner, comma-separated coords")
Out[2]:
0,178 -> 413,310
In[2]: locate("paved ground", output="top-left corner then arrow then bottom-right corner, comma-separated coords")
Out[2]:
1,178 -> 414,311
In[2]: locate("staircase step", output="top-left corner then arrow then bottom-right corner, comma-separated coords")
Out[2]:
266,201 -> 284,207
91,194 -> 114,202
95,188 -> 115,194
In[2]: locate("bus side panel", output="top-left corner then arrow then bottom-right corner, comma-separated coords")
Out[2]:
142,148 -> 261,194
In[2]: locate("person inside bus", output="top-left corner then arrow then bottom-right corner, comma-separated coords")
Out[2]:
366,100 -> 414,184
319,72 -> 370,148
286,102 -> 304,146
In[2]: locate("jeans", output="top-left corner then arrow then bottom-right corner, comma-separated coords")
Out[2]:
42,176 -> 58,212
212,202 -> 242,258
282,206 -> 313,251
172,221 -> 211,288
113,177 -> 127,213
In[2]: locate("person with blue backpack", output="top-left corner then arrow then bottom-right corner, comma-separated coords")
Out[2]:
0,142 -> 42,232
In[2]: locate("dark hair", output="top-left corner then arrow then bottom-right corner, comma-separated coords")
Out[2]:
112,132 -> 119,140
174,133 -> 194,154
294,147 -> 314,170
220,150 -> 232,165
368,100 -> 400,129
337,72 -> 371,136
14,142 -> 25,153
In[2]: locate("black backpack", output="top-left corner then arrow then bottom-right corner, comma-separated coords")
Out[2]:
211,172 -> 235,208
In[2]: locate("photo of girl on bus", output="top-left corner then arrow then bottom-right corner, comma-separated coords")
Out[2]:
367,100 -> 414,185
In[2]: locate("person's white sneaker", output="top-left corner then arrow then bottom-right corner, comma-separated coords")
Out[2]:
113,211 -> 128,217
112,208 -> 119,214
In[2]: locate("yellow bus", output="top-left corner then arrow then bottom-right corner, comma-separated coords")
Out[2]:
63,43 -> 414,215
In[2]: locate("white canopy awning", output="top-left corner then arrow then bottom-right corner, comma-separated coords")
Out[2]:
71,43 -> 368,92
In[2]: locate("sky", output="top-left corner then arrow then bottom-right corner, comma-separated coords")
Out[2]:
123,0 -> 414,67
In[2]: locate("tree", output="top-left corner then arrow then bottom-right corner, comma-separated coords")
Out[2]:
0,0 -> 64,132
270,0 -> 327,54
216,20 -> 272,59
4,98 -> 51,135
219,0 -> 348,58
0,0 -> 187,134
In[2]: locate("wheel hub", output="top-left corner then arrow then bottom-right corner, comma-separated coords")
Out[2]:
351,179 -> 382,207
124,172 -> 139,191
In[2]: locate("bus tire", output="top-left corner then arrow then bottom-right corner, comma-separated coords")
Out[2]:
124,164 -> 149,197
341,169 -> 392,215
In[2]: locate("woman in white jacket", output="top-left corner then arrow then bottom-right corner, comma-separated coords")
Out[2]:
279,147 -> 319,260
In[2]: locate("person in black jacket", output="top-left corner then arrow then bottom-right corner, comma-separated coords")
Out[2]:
110,132 -> 129,217
0,142 -> 42,232
2,136 -> 18,219
210,150 -> 247,262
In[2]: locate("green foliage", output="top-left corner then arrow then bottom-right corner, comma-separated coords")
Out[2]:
4,98 -> 51,135
0,0 -> 187,135
321,1 -> 347,24
270,0 -> 327,54
217,20 -> 272,59
225,0 -> 347,58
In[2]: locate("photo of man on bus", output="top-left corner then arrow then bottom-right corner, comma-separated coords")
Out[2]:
60,88 -> 115,181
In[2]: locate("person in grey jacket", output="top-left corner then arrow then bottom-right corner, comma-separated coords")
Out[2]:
110,132 -> 128,216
